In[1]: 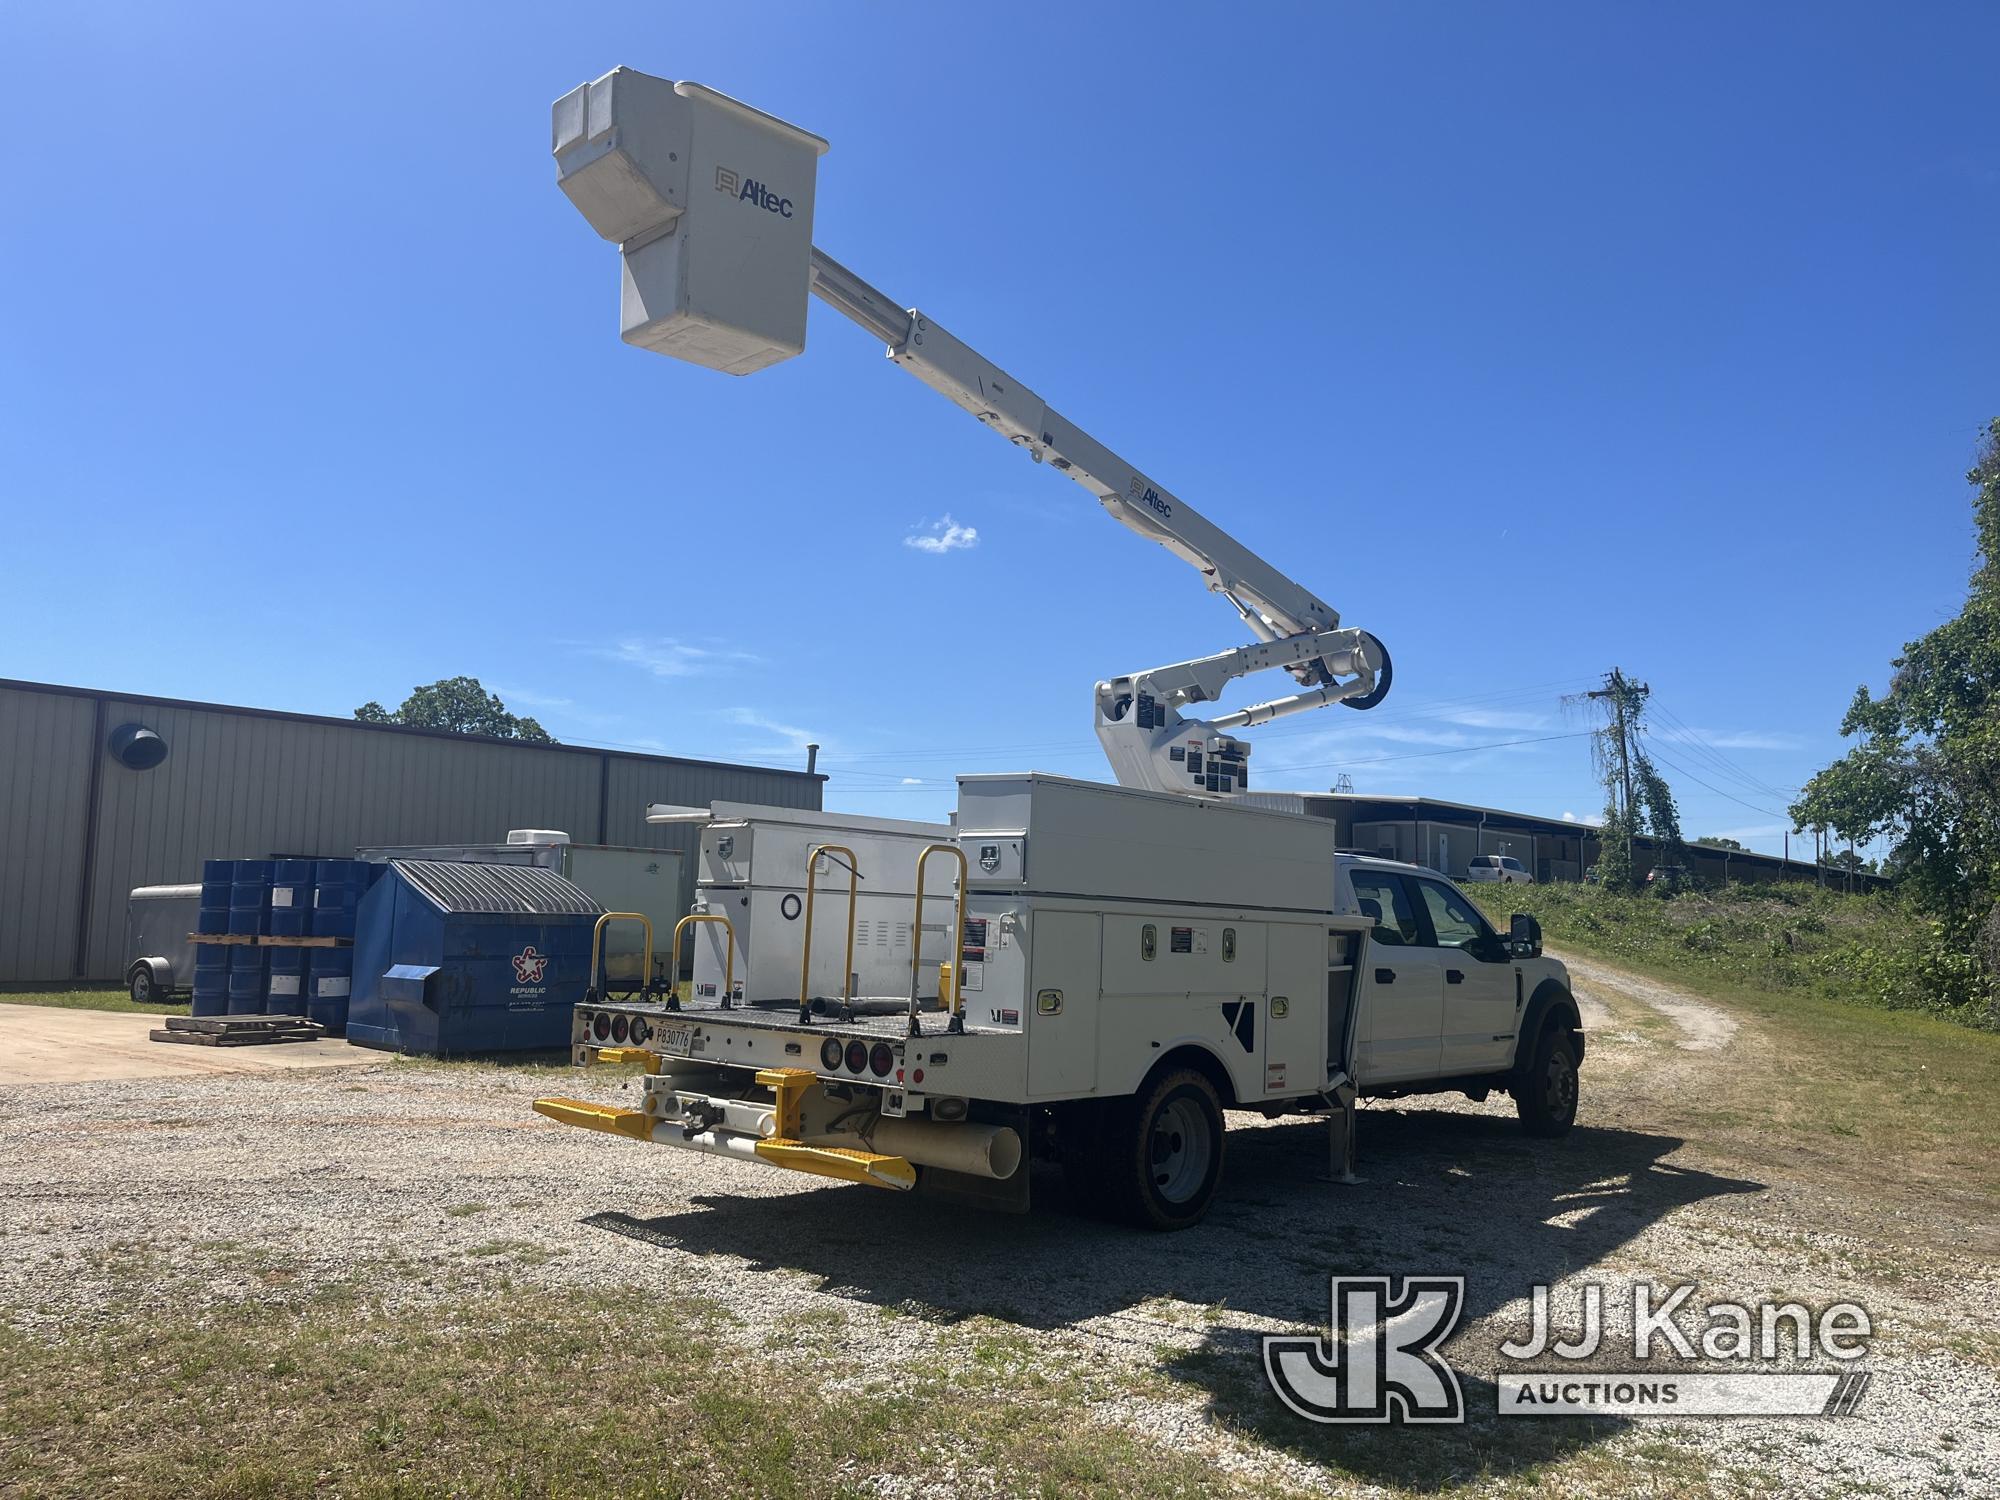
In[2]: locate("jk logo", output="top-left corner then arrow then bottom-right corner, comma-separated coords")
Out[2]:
1264,1276 -> 1466,1423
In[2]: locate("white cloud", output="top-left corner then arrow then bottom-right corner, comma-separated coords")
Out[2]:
594,638 -> 760,679
1653,726 -> 1800,752
724,708 -> 819,759
900,776 -> 924,785
1442,708 -> 1552,732
904,515 -> 979,554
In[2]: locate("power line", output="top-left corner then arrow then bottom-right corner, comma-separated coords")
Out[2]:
1641,742 -> 1791,822
1643,701 -> 1801,804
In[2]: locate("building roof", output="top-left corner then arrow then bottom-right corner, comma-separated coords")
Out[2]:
1332,793 -> 1600,838
1331,791 -> 1876,882
0,677 -> 824,783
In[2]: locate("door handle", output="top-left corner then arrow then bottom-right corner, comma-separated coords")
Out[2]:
1375,968 -> 1396,984
1446,969 -> 1464,985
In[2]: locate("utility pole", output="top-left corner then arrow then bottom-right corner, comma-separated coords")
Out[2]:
1588,668 -> 1649,880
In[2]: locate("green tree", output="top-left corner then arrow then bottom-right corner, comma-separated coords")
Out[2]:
1694,836 -> 1746,851
355,677 -> 556,743
1792,419 -> 2000,985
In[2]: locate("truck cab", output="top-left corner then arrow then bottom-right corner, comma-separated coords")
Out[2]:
1334,854 -> 1580,1109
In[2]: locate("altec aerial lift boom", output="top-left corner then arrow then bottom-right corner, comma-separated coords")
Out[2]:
533,69 -> 1579,1226
549,69 -> 1391,799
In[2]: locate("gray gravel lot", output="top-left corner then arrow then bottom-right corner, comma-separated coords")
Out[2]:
2,958 -> 1994,1497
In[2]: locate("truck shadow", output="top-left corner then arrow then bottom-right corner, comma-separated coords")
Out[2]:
582,1106 -> 1763,1489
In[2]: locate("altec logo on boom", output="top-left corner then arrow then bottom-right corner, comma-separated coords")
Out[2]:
1127,474 -> 1173,520
715,165 -> 794,218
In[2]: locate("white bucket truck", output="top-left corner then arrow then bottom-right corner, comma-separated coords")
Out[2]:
539,775 -> 1583,1228
535,71 -> 1583,1226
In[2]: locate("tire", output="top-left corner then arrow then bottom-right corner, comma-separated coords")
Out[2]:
1100,1068 -> 1226,1230
1516,1025 -> 1579,1138
128,965 -> 159,1007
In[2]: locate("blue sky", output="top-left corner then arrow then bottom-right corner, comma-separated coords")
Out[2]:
5,4 -> 1995,860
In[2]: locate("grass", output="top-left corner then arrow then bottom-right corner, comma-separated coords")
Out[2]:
0,1287 -> 1267,1500
1472,883 -> 2000,1201
0,986 -> 184,1014
1468,880 -> 1994,1028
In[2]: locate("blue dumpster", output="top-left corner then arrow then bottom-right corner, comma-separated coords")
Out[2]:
346,860 -> 602,1055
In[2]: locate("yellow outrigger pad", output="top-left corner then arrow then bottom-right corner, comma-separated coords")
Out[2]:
533,1092 -> 917,1190
755,1139 -> 917,1191
533,1097 -> 654,1141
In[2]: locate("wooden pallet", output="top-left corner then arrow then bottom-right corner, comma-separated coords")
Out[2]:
187,933 -> 352,948
151,1015 -> 326,1047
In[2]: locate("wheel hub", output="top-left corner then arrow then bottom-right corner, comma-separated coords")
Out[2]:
1149,1098 -> 1213,1204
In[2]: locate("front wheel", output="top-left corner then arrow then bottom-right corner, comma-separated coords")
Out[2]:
1516,1027 -> 1579,1138
128,965 -> 159,1007
1100,1069 -> 1226,1230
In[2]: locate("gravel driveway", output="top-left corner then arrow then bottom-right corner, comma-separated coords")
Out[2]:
2,957 -> 1993,1498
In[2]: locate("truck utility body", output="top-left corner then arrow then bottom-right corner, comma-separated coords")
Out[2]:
537,777 -> 1582,1227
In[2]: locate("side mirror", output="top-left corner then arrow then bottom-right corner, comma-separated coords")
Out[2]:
1509,913 -> 1542,958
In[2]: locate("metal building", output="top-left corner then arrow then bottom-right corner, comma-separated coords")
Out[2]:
0,678 -> 823,985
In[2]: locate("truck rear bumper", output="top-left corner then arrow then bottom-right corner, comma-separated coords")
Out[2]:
533,1069 -> 1023,1193
534,1094 -> 919,1190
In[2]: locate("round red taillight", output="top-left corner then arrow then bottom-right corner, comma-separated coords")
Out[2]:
820,1037 -> 845,1071
912,1068 -> 925,1085
611,1014 -> 630,1044
845,1039 -> 869,1073
591,1012 -> 610,1042
869,1042 -> 893,1078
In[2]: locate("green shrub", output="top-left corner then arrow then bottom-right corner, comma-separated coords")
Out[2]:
1468,882 -> 1997,1031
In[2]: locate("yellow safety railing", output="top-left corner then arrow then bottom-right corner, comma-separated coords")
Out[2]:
907,843 -> 969,1037
671,912 -> 737,1012
798,844 -> 860,1023
589,911 -> 655,1001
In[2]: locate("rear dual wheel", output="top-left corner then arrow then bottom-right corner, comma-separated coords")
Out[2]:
1072,1068 -> 1226,1230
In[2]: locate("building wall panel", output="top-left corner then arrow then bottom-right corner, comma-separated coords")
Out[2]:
0,682 -> 823,983
0,688 -> 96,981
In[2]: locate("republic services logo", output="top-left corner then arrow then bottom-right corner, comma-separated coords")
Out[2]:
512,946 -> 548,985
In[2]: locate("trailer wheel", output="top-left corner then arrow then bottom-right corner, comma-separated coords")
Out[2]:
1515,1025 -> 1579,1138
128,964 -> 160,1007
1103,1068 -> 1226,1230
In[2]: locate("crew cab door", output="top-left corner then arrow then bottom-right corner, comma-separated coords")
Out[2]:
1411,876 -> 1518,1074
1347,869 -> 1443,1083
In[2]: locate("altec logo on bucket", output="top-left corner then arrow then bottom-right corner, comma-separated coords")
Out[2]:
715,166 -> 794,218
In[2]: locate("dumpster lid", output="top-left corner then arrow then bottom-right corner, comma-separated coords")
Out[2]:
390,860 -> 605,917
384,963 -> 442,981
